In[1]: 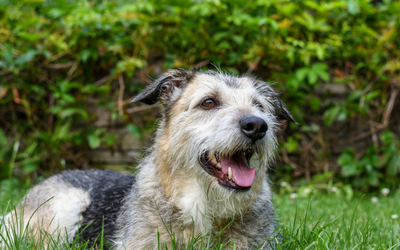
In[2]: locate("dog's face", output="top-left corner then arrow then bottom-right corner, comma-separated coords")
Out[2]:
133,69 -> 295,194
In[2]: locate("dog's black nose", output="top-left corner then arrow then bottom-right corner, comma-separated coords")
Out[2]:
240,116 -> 268,140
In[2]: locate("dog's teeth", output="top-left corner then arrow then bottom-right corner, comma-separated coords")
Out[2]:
216,162 -> 222,169
209,155 -> 218,165
228,167 -> 233,180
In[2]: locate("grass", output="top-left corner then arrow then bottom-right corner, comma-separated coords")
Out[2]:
275,192 -> 400,249
1,179 -> 399,249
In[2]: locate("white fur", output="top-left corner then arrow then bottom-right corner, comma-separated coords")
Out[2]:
49,186 -> 91,242
1,177 -> 91,246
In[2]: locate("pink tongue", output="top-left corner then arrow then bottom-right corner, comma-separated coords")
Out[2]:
220,153 -> 256,187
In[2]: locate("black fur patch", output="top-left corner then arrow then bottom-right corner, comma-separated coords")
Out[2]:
59,169 -> 135,247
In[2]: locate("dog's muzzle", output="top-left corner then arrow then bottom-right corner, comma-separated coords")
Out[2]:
199,115 -> 268,191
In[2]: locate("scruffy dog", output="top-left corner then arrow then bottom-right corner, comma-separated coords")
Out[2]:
1,69 -> 295,249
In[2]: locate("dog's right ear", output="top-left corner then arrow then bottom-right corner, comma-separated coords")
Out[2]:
131,69 -> 194,105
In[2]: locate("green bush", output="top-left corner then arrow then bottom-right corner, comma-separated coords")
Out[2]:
0,0 -> 399,190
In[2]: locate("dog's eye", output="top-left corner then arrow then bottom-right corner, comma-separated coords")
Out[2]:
201,98 -> 216,109
254,101 -> 264,111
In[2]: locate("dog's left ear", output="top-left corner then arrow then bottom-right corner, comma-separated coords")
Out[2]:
253,79 -> 297,124
272,96 -> 297,124
131,69 -> 194,105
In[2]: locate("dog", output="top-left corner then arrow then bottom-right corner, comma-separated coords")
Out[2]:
1,69 -> 295,249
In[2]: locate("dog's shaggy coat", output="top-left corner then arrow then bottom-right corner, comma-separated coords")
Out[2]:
1,69 -> 295,249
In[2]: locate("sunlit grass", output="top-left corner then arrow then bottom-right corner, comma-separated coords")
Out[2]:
1,180 -> 399,249
276,191 -> 400,249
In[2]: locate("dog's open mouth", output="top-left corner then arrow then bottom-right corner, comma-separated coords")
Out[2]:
200,149 -> 256,191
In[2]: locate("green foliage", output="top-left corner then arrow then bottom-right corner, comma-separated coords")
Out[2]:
287,63 -> 330,91
127,124 -> 142,139
0,0 -> 399,188
338,131 -> 400,189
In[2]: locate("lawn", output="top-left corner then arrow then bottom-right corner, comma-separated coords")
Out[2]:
275,191 -> 400,249
1,179 -> 399,249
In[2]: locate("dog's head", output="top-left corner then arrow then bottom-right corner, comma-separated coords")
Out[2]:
132,69 -> 295,193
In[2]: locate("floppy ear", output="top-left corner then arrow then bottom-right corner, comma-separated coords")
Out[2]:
131,69 -> 195,105
254,79 -> 297,124
273,97 -> 297,124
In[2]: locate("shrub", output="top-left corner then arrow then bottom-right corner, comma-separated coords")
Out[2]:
0,0 -> 399,189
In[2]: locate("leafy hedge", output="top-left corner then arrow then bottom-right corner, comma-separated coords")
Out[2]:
0,0 -> 399,190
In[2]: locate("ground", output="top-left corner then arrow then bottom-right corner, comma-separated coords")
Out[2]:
275,190 -> 400,249
1,179 -> 399,249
